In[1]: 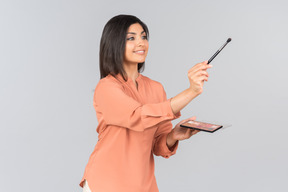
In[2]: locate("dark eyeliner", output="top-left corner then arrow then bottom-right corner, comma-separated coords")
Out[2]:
126,37 -> 134,41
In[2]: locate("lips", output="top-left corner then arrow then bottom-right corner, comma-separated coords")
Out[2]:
134,50 -> 145,54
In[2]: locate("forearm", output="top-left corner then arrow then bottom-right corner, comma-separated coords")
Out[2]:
166,131 -> 177,149
167,89 -> 198,148
169,61 -> 211,115
166,89 -> 199,149
170,88 -> 199,115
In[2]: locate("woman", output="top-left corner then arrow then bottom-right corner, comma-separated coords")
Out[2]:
80,14 -> 212,192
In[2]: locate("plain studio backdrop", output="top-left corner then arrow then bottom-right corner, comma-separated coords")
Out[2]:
0,0 -> 287,191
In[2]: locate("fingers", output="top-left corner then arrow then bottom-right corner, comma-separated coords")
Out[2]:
188,61 -> 212,73
178,118 -> 192,125
188,70 -> 209,81
187,61 -> 212,94
187,116 -> 196,121
182,128 -> 199,140
188,71 -> 209,83
185,117 -> 199,137
175,116 -> 199,139
188,62 -> 212,81
180,116 -> 196,124
192,129 -> 199,134
189,129 -> 199,137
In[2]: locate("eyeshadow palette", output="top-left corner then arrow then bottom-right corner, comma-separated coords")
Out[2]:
180,120 -> 223,133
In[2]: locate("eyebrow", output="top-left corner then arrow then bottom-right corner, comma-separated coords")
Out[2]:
126,31 -> 146,35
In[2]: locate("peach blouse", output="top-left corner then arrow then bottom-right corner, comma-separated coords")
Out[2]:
80,74 -> 181,192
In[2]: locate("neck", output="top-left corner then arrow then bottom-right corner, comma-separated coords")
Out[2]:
123,63 -> 139,82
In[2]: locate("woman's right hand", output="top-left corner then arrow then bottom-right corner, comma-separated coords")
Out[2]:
170,61 -> 213,115
188,61 -> 212,95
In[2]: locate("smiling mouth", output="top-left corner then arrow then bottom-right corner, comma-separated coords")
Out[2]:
134,50 -> 145,54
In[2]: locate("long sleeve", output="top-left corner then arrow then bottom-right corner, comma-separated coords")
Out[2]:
152,82 -> 181,158
152,120 -> 179,158
94,78 -> 179,132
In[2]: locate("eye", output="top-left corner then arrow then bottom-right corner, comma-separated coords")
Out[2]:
127,36 -> 134,41
141,35 -> 148,40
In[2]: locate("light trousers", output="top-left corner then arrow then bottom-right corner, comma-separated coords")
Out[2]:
83,180 -> 92,192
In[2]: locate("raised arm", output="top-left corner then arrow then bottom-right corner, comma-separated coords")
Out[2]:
165,61 -> 212,148
170,61 -> 212,114
94,79 -> 180,132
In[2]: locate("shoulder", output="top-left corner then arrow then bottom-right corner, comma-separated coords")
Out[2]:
95,75 -> 124,93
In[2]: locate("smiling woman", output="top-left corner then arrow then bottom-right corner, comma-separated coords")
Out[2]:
79,14 -> 212,192
99,15 -> 149,82
124,24 -> 149,64
123,23 -> 149,88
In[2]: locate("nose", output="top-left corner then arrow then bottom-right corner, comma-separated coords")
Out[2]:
137,37 -> 144,47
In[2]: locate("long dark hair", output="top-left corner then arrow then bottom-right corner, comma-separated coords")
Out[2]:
99,15 -> 149,80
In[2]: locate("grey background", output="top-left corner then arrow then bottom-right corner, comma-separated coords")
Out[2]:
0,0 -> 287,191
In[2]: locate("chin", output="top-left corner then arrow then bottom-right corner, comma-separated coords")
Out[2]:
124,57 -> 146,65
131,59 -> 145,64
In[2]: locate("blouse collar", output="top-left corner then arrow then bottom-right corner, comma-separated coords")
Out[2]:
114,73 -> 142,83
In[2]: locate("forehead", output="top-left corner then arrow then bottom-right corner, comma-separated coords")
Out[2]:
127,23 -> 145,33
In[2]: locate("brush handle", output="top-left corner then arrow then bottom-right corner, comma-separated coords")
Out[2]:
208,50 -> 221,64
207,39 -> 231,64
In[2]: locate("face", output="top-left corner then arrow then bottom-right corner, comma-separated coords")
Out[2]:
123,23 -> 149,66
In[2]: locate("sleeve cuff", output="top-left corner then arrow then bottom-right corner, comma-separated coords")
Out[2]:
167,98 -> 181,119
141,99 -> 181,129
156,133 -> 179,159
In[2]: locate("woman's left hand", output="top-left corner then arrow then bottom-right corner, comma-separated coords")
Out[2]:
171,117 -> 200,141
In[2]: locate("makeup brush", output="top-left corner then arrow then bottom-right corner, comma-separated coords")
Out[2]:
208,38 -> 232,64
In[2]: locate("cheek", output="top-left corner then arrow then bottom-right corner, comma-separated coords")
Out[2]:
125,42 -> 134,52
124,43 -> 134,61
124,44 -> 133,57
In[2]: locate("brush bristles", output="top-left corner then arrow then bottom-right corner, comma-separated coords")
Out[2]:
227,38 -> 232,43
